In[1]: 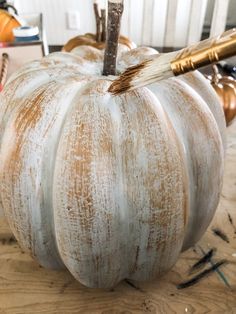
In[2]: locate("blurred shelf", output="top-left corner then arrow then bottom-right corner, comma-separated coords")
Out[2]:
0,13 -> 48,79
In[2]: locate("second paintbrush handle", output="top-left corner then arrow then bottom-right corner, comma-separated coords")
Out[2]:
0,53 -> 9,92
171,28 -> 236,76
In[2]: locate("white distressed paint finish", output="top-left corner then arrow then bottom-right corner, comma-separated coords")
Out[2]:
179,72 -> 226,151
210,0 -> 230,37
149,76 -> 225,249
0,45 -> 226,288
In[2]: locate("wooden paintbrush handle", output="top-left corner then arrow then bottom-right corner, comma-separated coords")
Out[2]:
0,53 -> 9,92
171,28 -> 236,76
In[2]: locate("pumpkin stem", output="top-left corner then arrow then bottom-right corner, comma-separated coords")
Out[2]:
94,2 -> 107,43
103,0 -> 124,76
101,9 -> 106,42
94,2 -> 102,42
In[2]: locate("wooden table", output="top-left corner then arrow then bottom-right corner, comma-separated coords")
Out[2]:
0,122 -> 236,314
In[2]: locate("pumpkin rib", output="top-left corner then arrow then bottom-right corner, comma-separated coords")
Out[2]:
52,80 -> 187,287
6,53 -> 100,85
53,79 -> 128,288
0,66 -> 96,146
117,47 -> 159,73
0,78 -> 91,269
124,88 -> 188,282
149,78 -> 224,250
71,45 -> 104,62
180,72 -> 227,151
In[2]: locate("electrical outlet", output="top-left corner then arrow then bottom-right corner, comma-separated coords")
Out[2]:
66,10 -> 80,30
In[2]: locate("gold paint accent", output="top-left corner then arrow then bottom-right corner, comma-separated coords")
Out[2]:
171,28 -> 236,76
208,65 -> 236,126
62,33 -> 136,53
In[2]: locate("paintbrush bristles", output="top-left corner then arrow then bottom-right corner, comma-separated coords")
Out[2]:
108,51 -> 178,95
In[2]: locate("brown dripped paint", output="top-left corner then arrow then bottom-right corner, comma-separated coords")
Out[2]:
109,61 -> 148,94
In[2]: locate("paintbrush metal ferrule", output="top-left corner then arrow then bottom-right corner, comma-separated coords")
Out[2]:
171,28 -> 236,76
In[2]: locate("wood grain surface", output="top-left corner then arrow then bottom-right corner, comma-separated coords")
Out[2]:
0,121 -> 235,314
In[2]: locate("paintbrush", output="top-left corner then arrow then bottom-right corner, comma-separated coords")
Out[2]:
109,28 -> 236,94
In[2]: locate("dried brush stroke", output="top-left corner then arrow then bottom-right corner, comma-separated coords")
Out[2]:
177,260 -> 227,289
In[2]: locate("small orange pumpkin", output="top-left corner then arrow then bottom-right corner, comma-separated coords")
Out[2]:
207,65 -> 236,125
62,3 -> 135,53
62,32 -> 136,53
0,9 -> 21,42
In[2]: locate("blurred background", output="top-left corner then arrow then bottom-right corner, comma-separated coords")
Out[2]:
7,0 -> 236,47
0,0 -> 236,100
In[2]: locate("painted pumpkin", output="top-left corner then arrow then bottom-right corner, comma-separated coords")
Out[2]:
207,65 -> 236,126
62,32 -> 136,53
0,45 -> 226,288
0,9 -> 21,42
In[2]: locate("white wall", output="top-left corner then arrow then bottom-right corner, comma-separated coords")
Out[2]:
13,0 -> 235,46
14,0 -> 96,45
